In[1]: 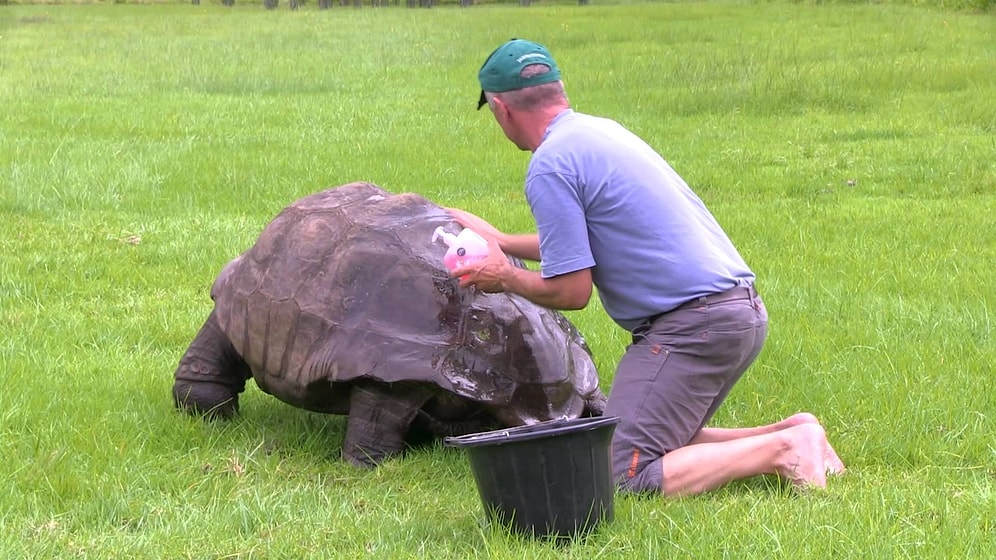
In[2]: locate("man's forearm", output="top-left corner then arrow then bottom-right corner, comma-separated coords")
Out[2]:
500,266 -> 592,311
499,233 -> 541,261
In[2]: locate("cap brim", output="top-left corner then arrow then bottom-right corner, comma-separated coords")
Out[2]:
477,90 -> 487,110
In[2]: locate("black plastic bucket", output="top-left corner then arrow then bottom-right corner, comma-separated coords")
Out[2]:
444,416 -> 620,539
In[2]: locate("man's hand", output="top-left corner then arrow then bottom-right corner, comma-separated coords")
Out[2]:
446,208 -> 504,243
446,207 -> 541,261
450,238 -> 511,293
450,237 -> 593,311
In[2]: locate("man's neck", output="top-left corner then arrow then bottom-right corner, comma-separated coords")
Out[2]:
524,105 -> 571,152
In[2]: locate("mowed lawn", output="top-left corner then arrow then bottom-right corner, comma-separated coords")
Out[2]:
1,2 -> 994,558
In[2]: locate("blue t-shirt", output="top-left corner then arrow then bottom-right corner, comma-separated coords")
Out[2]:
526,109 -> 755,332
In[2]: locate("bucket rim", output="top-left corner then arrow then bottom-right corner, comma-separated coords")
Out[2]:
443,415 -> 620,448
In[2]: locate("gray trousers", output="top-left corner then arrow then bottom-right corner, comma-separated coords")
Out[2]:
605,286 -> 768,493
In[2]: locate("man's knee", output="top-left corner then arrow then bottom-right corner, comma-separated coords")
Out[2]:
614,453 -> 664,494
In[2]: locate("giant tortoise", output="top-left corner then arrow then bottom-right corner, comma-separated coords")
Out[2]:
172,182 -> 606,467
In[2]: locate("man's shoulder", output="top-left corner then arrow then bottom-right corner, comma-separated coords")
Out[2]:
551,109 -> 614,130
552,112 -> 640,149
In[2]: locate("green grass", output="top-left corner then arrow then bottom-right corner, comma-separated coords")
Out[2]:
1,2 -> 994,558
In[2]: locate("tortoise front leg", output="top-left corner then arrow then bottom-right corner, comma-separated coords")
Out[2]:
342,381 -> 430,468
172,310 -> 251,419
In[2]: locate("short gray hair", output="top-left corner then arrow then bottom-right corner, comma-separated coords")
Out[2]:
492,64 -> 569,111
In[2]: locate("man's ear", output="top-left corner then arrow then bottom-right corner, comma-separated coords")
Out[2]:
491,96 -> 512,120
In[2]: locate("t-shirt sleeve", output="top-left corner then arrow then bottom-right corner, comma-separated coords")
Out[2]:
525,171 -> 595,278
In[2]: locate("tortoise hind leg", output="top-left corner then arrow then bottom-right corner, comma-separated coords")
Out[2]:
172,310 -> 251,419
342,381 -> 430,468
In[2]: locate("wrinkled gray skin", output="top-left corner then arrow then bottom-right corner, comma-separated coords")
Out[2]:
173,182 -> 606,467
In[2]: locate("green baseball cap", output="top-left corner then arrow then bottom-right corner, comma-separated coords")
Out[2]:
477,39 -> 562,110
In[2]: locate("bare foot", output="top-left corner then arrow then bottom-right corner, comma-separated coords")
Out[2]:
824,443 -> 846,475
780,413 -> 846,476
776,424 -> 829,489
778,412 -> 821,429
